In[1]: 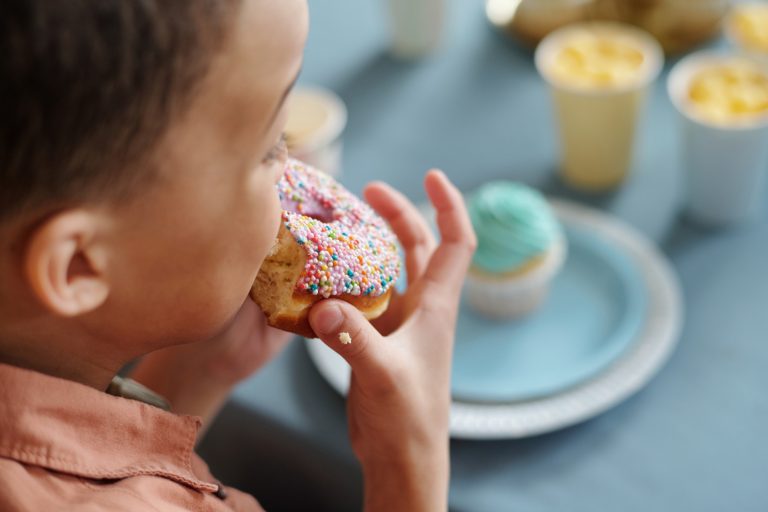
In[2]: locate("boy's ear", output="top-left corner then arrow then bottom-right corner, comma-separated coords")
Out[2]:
24,210 -> 109,316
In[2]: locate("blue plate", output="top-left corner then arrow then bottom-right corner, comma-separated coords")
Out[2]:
451,221 -> 648,403
306,199 -> 681,437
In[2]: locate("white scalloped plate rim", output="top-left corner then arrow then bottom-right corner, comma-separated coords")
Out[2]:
304,198 -> 684,439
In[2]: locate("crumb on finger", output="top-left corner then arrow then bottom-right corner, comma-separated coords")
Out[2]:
339,332 -> 352,345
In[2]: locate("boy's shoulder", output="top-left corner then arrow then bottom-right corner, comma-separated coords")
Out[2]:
0,457 -> 152,511
0,456 -> 262,512
0,363 -> 263,512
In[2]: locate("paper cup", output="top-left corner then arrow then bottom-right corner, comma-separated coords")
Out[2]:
724,2 -> 768,67
387,0 -> 445,59
535,22 -> 663,192
284,86 -> 347,177
667,52 -> 768,226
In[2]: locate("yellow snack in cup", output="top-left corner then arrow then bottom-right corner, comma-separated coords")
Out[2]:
688,62 -> 768,124
551,35 -> 646,89
730,3 -> 768,53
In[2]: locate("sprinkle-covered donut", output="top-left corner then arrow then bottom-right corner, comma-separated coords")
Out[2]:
251,158 -> 401,337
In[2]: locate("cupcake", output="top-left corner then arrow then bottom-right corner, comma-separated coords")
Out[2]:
464,181 -> 566,320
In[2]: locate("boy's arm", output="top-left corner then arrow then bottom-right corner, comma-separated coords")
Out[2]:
307,171 -> 474,511
361,440 -> 450,511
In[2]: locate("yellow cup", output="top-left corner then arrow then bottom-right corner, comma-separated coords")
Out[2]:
535,22 -> 663,192
284,86 -> 347,177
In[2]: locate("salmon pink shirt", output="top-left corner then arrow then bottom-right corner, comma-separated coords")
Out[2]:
0,363 -> 264,511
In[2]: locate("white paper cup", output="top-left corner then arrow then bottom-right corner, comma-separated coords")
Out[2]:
387,0 -> 445,59
724,2 -> 768,67
464,237 -> 567,320
284,86 -> 347,177
667,52 -> 768,226
535,22 -> 663,192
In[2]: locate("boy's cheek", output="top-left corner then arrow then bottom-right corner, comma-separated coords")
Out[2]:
272,160 -> 285,184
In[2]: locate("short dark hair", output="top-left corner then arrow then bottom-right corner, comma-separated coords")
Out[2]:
0,0 -> 239,220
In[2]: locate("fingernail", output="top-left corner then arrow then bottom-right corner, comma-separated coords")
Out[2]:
429,168 -> 446,179
312,303 -> 344,335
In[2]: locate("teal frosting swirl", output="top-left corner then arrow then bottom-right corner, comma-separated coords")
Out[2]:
468,181 -> 561,273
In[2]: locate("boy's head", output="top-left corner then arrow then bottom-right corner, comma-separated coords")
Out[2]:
0,0 -> 307,371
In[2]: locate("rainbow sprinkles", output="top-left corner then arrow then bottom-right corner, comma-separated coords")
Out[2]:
278,158 -> 400,298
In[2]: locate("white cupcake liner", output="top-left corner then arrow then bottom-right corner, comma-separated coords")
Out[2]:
464,237 -> 567,320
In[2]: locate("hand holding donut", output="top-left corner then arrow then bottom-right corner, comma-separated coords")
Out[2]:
308,170 -> 477,512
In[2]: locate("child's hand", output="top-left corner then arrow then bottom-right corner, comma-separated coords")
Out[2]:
193,297 -> 295,386
131,298 -> 293,432
308,170 -> 476,512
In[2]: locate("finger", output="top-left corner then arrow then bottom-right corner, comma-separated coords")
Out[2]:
308,299 -> 389,381
370,289 -> 406,336
364,181 -> 436,285
420,170 -> 477,296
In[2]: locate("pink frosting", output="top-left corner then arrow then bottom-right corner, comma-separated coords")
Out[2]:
278,159 -> 400,298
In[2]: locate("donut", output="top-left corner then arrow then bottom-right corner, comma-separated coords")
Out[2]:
251,158 -> 401,338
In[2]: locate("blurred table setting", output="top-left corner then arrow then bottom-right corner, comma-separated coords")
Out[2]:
199,1 -> 768,510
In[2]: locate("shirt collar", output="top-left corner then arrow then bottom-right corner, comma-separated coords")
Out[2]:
0,362 -> 218,493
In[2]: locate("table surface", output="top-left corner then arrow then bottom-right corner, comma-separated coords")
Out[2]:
198,2 -> 768,511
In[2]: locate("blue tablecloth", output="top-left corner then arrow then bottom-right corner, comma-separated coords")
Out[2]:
198,2 -> 768,510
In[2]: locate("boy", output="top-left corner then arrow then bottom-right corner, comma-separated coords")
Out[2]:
0,0 -> 476,510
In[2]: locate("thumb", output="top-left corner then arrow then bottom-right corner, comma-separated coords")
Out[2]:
308,299 -> 385,375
